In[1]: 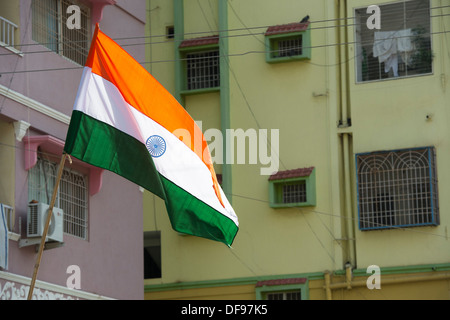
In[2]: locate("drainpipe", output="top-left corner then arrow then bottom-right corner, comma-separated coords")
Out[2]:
324,271 -> 332,300
343,135 -> 355,265
324,272 -> 450,293
218,0 -> 232,202
337,0 -> 356,269
174,0 -> 184,105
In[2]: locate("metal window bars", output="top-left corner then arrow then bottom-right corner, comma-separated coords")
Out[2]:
355,0 -> 432,82
186,50 -> 220,90
32,0 -> 91,65
277,36 -> 303,58
356,147 -> 439,230
282,183 -> 307,204
60,169 -> 88,240
28,158 -> 88,240
267,291 -> 301,300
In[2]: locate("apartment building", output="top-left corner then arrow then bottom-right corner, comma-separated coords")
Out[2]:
0,0 -> 146,300
144,0 -> 450,300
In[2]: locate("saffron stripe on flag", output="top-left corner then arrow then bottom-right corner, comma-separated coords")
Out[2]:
64,111 -> 238,245
70,68 -> 237,224
64,24 -> 238,246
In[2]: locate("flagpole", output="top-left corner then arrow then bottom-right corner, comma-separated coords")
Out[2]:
27,153 -> 68,300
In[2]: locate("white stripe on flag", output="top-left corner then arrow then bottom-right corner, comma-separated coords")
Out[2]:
74,68 -> 237,224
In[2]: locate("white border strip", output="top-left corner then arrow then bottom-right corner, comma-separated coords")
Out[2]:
0,271 -> 114,300
0,84 -> 70,124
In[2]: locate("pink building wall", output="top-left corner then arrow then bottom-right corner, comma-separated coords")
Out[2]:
0,0 -> 146,300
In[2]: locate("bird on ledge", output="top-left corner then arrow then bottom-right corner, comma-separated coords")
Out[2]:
300,15 -> 310,23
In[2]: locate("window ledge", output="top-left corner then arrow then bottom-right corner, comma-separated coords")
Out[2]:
265,22 -> 311,63
268,167 -> 316,208
0,42 -> 23,57
180,87 -> 220,96
8,232 -> 20,242
356,71 -> 434,84
23,135 -> 103,196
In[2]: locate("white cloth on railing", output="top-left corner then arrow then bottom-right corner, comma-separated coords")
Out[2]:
373,29 -> 414,77
0,204 -> 8,270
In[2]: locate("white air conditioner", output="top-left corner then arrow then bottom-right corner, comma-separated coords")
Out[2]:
27,203 -> 63,243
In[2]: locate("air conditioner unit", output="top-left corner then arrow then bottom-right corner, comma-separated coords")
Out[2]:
27,203 -> 63,243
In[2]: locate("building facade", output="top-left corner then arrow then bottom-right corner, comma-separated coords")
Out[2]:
0,0 -> 146,300
144,0 -> 450,300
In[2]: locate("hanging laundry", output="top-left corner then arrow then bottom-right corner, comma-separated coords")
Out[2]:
373,29 -> 414,77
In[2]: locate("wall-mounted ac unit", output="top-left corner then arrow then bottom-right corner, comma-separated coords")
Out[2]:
27,203 -> 63,243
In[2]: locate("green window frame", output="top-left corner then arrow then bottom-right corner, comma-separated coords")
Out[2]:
179,39 -> 220,95
269,168 -> 316,208
265,24 -> 311,63
255,278 -> 309,300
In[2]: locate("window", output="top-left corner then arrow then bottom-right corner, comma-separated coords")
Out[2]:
144,231 -> 162,279
356,147 -> 439,230
268,167 -> 316,208
355,0 -> 432,82
28,157 -> 88,239
255,278 -> 308,300
32,0 -> 91,65
186,50 -> 220,90
266,291 -> 301,300
265,22 -> 311,63
179,36 -> 220,93
277,36 -> 303,57
166,26 -> 175,39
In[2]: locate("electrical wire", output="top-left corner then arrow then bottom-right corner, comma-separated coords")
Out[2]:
1,26 -> 449,75
0,5 -> 447,55
6,2 -> 448,50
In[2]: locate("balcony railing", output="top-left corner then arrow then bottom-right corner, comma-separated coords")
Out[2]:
0,16 -> 18,48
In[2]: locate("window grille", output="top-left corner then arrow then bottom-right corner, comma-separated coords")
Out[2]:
28,158 -> 88,239
277,36 -> 303,58
282,182 -> 307,204
356,147 -> 439,230
32,0 -> 91,65
267,291 -> 301,300
355,0 -> 432,82
186,50 -> 220,90
268,167 -> 316,208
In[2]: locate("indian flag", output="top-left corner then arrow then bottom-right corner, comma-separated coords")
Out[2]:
64,25 -> 238,246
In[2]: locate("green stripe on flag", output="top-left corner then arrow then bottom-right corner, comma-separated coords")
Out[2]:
161,175 -> 238,246
64,110 -> 166,200
64,111 -> 237,246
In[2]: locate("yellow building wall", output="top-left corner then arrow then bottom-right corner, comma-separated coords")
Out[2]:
146,0 -> 176,92
0,120 -> 15,209
143,0 -> 345,286
144,0 -> 450,299
183,0 -> 218,38
225,0 -> 342,277
346,0 -> 450,269
1,0 -> 20,45
145,284 -> 256,300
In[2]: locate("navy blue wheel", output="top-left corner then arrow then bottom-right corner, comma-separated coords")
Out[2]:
146,135 -> 166,158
